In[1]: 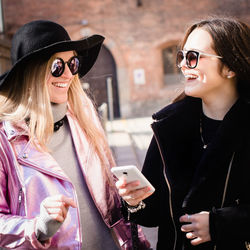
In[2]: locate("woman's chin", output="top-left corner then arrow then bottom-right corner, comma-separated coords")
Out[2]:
50,97 -> 68,104
49,94 -> 68,104
184,88 -> 201,98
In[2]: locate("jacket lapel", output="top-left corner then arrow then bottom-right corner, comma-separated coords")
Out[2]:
15,141 -> 70,181
3,121 -> 70,181
152,97 -> 201,189
67,112 -> 121,226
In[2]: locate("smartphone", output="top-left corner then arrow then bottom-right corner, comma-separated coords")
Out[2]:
111,165 -> 155,192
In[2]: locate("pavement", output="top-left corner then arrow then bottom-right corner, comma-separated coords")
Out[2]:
106,117 -> 158,250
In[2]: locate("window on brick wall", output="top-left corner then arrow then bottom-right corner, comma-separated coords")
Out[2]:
162,45 -> 182,85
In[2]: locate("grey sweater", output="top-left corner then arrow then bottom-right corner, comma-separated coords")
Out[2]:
37,103 -> 118,250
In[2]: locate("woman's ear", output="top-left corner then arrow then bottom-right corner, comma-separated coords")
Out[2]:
222,66 -> 236,79
226,71 -> 236,79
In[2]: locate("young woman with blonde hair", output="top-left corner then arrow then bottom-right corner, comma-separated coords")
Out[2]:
0,20 -> 150,249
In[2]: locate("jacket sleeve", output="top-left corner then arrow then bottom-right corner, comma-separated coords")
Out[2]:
129,136 -> 171,227
210,205 -> 250,243
0,214 -> 51,249
0,144 -> 51,249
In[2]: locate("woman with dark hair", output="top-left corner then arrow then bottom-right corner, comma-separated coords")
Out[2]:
0,20 -> 150,249
116,17 -> 250,249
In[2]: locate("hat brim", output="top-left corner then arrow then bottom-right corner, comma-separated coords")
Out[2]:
0,34 -> 104,88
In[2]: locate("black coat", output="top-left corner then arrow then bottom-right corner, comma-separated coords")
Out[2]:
132,96 -> 250,250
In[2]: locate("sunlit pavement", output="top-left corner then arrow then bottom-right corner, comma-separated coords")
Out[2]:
106,117 -> 158,250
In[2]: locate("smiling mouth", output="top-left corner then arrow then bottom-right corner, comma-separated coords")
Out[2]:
52,82 -> 68,88
185,74 -> 199,81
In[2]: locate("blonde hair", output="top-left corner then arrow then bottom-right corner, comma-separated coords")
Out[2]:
0,54 -> 115,182
0,58 -> 52,145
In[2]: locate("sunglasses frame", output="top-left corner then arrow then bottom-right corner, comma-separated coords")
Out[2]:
51,56 -> 80,77
176,50 -> 222,69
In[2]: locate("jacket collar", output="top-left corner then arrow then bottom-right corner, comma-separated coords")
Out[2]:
3,120 -> 29,140
152,96 -> 201,122
152,96 -> 250,152
2,118 -> 71,181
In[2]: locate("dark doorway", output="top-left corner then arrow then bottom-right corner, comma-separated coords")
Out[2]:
82,45 -> 120,119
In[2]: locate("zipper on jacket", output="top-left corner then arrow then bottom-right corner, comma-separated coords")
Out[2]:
0,130 -> 26,214
70,182 -> 82,249
221,153 -> 250,250
152,125 -> 177,250
17,188 -> 22,215
220,152 -> 235,208
213,152 -> 235,250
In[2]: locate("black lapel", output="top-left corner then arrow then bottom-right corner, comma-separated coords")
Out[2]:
152,97 -> 202,196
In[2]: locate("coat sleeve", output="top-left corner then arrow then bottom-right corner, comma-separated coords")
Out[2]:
210,205 -> 250,243
130,136 -> 171,227
0,139 -> 51,249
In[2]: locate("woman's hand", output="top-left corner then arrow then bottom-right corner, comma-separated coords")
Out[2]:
41,195 -> 77,222
179,211 -> 211,246
115,178 -> 154,206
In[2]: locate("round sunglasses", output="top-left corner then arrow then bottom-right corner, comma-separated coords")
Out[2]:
176,50 -> 222,69
51,56 -> 80,77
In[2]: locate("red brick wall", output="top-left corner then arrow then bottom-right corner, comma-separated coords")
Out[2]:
3,0 -> 250,117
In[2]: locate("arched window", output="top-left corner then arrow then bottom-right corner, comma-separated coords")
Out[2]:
162,44 -> 182,85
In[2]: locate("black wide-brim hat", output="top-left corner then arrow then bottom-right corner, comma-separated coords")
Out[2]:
0,20 -> 104,89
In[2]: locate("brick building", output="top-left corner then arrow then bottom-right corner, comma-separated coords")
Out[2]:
2,0 -> 250,118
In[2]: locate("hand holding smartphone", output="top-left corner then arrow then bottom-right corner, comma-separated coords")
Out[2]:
111,165 -> 155,192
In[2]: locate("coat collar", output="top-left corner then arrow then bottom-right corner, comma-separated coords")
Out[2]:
152,96 -> 250,155
152,96 -> 201,122
2,120 -> 29,140
1,113 -> 77,181
2,120 -> 71,181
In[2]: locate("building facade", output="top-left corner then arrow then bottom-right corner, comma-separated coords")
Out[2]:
2,0 -> 250,118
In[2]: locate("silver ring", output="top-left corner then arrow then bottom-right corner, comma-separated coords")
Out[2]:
187,214 -> 191,221
186,232 -> 196,239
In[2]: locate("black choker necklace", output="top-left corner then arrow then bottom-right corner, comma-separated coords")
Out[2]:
54,117 -> 65,132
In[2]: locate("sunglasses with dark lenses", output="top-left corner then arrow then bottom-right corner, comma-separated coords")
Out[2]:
176,50 -> 222,69
51,56 -> 80,77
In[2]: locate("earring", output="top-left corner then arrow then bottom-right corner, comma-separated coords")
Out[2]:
227,75 -> 231,79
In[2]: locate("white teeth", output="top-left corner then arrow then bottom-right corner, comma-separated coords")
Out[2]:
185,75 -> 198,79
53,83 -> 68,88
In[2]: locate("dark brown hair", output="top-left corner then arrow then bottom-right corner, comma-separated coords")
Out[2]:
176,16 -> 250,102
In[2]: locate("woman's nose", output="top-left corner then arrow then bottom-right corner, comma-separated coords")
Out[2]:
179,57 -> 188,68
62,64 -> 73,78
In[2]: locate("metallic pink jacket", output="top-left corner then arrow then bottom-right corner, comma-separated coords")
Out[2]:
0,112 -> 149,249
